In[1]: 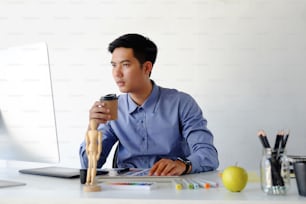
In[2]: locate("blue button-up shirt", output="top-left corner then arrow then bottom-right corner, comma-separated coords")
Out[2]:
79,81 -> 219,173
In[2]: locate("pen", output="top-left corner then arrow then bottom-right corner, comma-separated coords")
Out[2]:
274,131 -> 284,160
281,130 -> 289,149
186,178 -> 199,189
274,130 -> 284,151
196,178 -> 219,188
117,168 -> 130,174
172,179 -> 183,190
182,178 -> 194,189
189,178 -> 210,189
257,130 -> 271,148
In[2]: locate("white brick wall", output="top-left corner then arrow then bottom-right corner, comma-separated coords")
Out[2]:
1,0 -> 306,170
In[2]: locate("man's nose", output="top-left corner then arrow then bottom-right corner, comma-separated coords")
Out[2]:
113,65 -> 123,77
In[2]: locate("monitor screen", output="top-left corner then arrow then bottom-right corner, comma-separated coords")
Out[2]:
0,42 -> 59,163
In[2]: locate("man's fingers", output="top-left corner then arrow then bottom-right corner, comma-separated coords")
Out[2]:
149,159 -> 180,176
89,101 -> 111,123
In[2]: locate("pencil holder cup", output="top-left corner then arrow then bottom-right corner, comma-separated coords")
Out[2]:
260,148 -> 290,195
294,161 -> 306,196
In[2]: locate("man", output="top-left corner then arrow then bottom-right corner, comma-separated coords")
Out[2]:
80,33 -> 219,176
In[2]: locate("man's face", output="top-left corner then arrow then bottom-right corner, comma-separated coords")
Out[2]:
111,47 -> 150,93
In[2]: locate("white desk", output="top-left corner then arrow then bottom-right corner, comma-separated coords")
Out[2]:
1,166 -> 305,204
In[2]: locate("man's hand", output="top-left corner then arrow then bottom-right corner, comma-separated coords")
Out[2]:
148,158 -> 187,176
89,101 -> 112,126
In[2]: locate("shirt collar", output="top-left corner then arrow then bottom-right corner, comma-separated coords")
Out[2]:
127,80 -> 159,114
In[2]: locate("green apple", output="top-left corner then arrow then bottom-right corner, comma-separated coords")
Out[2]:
222,165 -> 248,192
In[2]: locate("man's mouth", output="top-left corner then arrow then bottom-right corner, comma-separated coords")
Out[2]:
116,80 -> 125,86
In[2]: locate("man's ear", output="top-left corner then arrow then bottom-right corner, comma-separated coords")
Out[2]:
143,61 -> 153,77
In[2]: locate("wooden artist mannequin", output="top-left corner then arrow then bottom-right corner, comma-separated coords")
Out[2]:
84,119 -> 102,192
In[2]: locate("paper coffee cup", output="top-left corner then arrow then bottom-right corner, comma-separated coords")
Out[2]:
100,94 -> 118,120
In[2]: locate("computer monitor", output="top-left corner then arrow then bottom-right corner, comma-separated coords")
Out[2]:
0,42 -> 60,164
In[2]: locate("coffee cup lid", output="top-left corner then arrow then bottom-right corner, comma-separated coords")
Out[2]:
100,94 -> 118,101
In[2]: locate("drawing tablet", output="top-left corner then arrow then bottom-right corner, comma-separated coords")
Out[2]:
97,168 -> 179,181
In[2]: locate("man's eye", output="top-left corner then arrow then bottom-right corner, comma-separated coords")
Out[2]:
123,63 -> 130,67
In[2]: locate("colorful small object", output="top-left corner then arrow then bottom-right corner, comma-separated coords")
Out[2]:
203,183 -> 211,189
173,179 -> 183,190
101,181 -> 156,190
175,183 -> 183,190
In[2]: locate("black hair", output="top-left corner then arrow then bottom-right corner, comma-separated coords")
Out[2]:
108,33 -> 158,66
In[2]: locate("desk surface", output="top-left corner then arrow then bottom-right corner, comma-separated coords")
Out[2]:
1,166 -> 306,204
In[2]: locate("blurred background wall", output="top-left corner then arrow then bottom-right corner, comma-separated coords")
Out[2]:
1,0 -> 306,170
